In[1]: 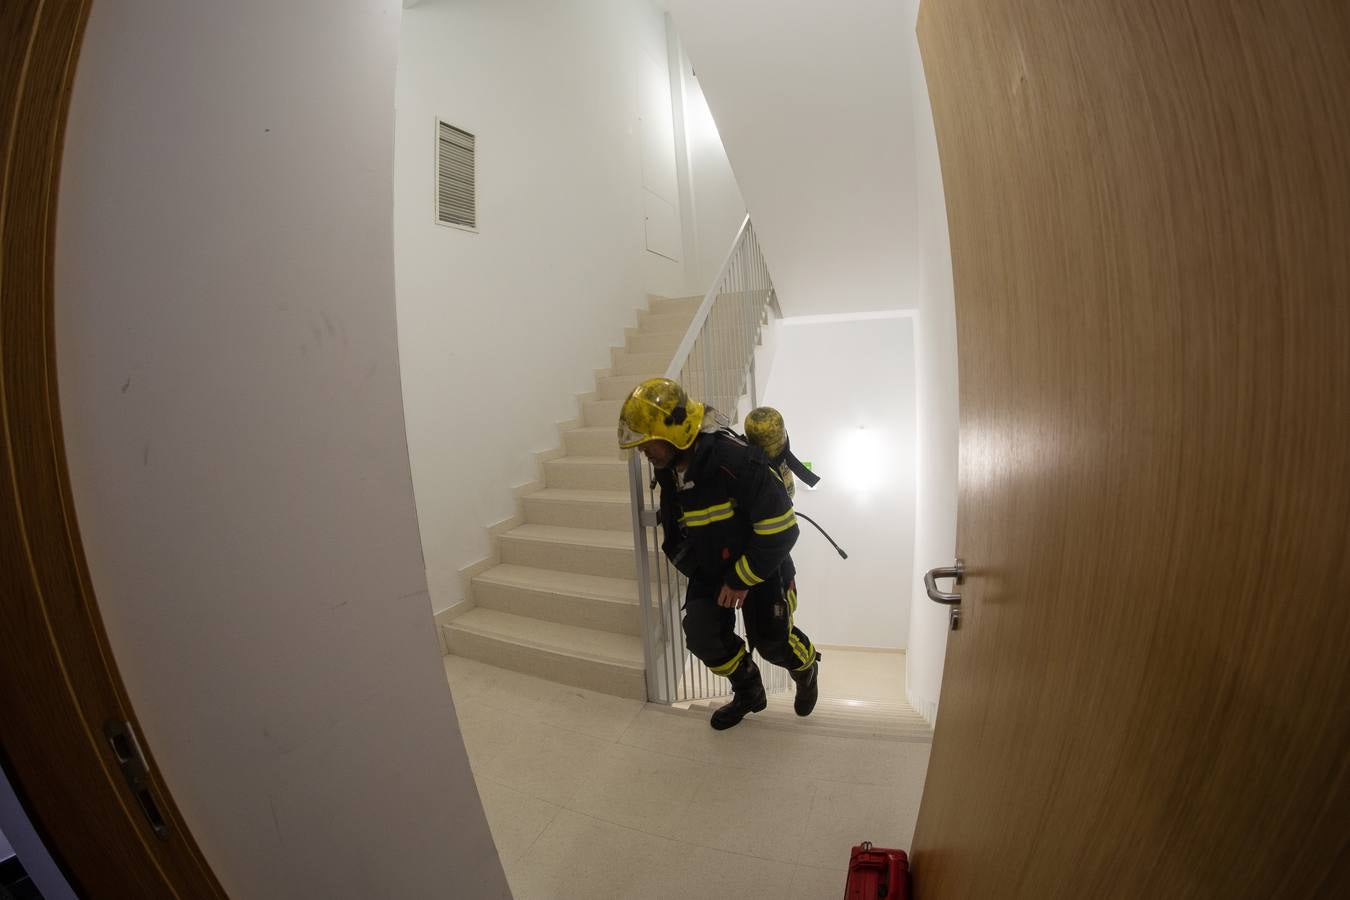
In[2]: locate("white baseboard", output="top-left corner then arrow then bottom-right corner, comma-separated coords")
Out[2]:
817,644 -> 907,655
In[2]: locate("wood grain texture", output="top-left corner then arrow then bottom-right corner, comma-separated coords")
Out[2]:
0,2 -> 226,897
913,1 -> 1349,897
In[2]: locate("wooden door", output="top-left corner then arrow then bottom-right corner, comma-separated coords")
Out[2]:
912,2 -> 1349,897
1,2 -> 225,896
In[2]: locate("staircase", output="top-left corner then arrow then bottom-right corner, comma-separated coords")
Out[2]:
440,294 -> 703,700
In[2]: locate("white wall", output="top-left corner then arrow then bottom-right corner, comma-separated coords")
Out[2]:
760,316 -> 917,649
54,2 -> 508,897
396,0 -> 691,611
749,315 -> 783,417
903,2 -> 960,726
670,34 -> 748,291
667,0 -> 918,315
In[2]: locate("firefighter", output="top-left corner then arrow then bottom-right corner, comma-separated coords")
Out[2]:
617,377 -> 820,730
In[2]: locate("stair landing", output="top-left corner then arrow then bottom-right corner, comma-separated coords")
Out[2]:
678,695 -> 933,743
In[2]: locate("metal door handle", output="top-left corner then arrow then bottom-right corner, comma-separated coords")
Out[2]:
924,560 -> 964,604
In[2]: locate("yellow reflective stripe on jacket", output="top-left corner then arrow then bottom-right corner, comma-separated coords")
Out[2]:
709,645 -> 746,677
684,508 -> 736,528
679,500 -> 735,528
753,509 -> 797,536
734,556 -> 764,586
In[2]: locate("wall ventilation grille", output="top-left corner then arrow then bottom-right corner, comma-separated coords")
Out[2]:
436,121 -> 476,229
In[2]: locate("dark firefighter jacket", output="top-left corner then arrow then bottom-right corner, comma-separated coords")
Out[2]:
656,429 -> 799,589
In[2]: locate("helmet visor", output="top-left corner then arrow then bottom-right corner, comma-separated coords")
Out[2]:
617,419 -> 652,449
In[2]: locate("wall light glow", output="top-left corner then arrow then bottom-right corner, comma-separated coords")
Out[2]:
833,425 -> 891,493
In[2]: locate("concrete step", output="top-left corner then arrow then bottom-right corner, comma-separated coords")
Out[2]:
498,523 -> 654,580
597,373 -> 661,401
471,564 -> 642,636
637,310 -> 694,334
443,607 -> 646,700
612,349 -> 673,376
522,487 -> 631,531
683,696 -> 934,743
563,425 -> 626,458
625,329 -> 684,355
583,396 -> 624,428
647,295 -> 703,316
598,369 -> 746,402
543,455 -> 630,491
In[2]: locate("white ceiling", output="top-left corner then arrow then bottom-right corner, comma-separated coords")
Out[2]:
667,0 -> 921,315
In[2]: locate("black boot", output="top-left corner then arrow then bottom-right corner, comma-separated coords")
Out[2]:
710,657 -> 767,731
790,657 -> 820,717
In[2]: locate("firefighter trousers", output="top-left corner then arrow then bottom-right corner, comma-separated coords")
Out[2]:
682,574 -> 817,679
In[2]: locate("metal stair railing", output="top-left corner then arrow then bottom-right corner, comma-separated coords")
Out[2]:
627,215 -> 786,705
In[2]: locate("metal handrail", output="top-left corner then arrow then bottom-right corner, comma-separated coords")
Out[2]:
665,214 -> 752,379
629,216 -> 783,705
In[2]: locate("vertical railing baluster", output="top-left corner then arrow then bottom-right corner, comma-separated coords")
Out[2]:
628,216 -> 779,706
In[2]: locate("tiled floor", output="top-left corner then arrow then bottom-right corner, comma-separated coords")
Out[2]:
444,649 -> 930,900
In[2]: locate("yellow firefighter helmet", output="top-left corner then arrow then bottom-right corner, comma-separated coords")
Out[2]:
617,377 -> 705,450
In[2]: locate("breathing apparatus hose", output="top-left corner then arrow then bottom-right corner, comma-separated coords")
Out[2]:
796,511 -> 848,559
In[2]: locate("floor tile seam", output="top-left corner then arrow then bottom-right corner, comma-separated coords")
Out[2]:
727,714 -> 935,737
798,778 -> 828,860
801,770 -> 928,792
558,744 -> 896,858
744,729 -> 936,748
613,702 -> 651,745
520,711 -> 649,812
612,700 -> 648,742
509,799 -> 568,869
632,703 -> 933,735
607,729 -> 906,790
636,708 -> 924,754
613,727 -> 766,773
474,771 -> 568,810
454,681 -> 644,715
794,778 -> 923,852
455,699 -> 641,746
472,773 -> 566,868
754,727 -> 936,742
550,804 -> 800,868
797,768 -> 927,800
583,708 -> 926,779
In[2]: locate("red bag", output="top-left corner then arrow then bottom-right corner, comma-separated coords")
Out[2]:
845,841 -> 910,899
